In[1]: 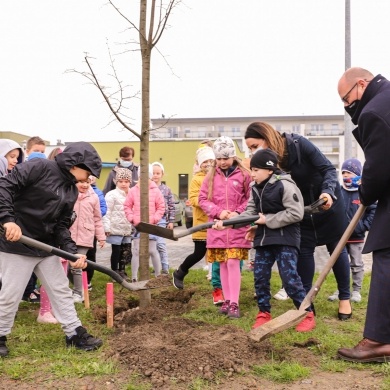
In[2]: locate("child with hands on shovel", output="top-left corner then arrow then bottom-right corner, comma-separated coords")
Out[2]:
0,142 -> 103,358
214,149 -> 316,332
199,136 -> 252,319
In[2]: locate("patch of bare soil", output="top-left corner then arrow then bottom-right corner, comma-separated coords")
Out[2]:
94,289 -> 384,389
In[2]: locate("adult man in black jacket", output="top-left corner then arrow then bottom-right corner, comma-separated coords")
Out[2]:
337,67 -> 390,362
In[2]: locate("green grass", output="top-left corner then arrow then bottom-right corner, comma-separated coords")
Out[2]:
0,266 -> 387,388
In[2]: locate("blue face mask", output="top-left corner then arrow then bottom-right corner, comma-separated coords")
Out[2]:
120,159 -> 132,168
343,176 -> 361,188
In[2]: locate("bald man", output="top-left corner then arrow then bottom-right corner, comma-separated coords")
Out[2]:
337,67 -> 390,363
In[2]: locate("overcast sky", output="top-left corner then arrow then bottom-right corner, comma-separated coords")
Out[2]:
1,1 -> 389,144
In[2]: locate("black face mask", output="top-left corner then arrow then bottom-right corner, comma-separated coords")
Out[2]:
344,100 -> 360,122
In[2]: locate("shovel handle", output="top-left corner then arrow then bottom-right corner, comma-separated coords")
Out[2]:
299,204 -> 367,310
16,234 -> 138,290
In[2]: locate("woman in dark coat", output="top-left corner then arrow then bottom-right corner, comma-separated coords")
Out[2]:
244,122 -> 352,319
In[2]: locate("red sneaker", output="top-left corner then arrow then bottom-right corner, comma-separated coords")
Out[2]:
212,288 -> 224,305
252,311 -> 272,329
296,312 -> 316,332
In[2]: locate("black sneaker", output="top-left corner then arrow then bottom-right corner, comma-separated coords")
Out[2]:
21,292 -> 40,303
0,336 -> 9,357
65,326 -> 102,351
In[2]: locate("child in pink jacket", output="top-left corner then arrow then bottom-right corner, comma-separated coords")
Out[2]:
199,136 -> 251,319
124,165 -> 165,281
68,179 -> 106,302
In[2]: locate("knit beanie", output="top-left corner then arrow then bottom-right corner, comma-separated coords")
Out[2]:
28,152 -> 46,160
341,158 -> 362,176
137,164 -> 153,179
250,149 -> 278,171
151,162 -> 164,173
115,167 -> 132,182
213,136 -> 236,159
196,146 -> 215,166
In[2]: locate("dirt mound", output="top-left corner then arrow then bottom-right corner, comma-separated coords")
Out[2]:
96,289 -> 319,388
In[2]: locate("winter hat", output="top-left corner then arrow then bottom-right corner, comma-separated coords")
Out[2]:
341,158 -> 362,176
151,162 -> 164,173
250,148 -> 278,171
213,136 -> 236,159
0,139 -> 24,164
28,152 -> 46,160
196,146 -> 215,166
115,167 -> 132,182
137,164 -> 153,179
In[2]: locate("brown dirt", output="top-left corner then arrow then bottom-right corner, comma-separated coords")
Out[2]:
95,289 -> 383,389
0,288 -> 384,389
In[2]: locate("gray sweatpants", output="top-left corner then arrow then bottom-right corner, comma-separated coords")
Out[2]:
131,238 -> 161,281
347,242 -> 364,292
0,252 -> 81,337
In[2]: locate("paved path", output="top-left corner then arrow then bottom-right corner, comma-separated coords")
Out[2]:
97,225 -> 373,272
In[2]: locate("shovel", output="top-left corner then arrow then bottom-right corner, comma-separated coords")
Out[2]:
1,228 -> 170,291
135,215 -> 260,240
249,204 -> 367,342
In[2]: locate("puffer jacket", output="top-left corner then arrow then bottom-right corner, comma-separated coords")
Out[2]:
103,188 -> 133,236
124,180 -> 165,226
69,189 -> 106,247
0,142 -> 102,256
240,173 -> 304,249
189,171 -> 209,240
199,165 -> 251,249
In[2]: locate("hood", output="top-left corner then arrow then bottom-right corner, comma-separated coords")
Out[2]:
0,156 -> 8,177
269,172 -> 295,185
55,142 -> 102,178
0,139 -> 24,164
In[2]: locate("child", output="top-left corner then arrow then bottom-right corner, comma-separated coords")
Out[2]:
86,175 -> 107,289
198,136 -> 251,319
227,149 -> 315,331
69,178 -> 106,302
151,162 -> 175,274
25,136 -> 46,158
0,142 -> 103,357
328,158 -> 376,303
173,146 -> 216,293
103,168 -> 133,281
124,165 -> 165,281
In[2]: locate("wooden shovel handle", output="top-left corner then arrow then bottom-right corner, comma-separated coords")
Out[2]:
299,204 -> 367,310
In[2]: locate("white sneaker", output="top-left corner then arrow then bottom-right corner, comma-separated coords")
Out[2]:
73,292 -> 84,303
328,290 -> 339,301
273,287 -> 289,300
351,291 -> 362,303
37,312 -> 59,324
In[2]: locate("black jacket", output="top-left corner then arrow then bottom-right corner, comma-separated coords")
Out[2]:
0,142 -> 102,257
340,187 -> 376,242
351,74 -> 390,253
283,133 -> 348,247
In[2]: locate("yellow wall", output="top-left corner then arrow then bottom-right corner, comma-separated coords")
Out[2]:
91,139 -> 246,199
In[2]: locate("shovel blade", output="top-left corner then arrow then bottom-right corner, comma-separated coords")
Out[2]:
135,222 -> 177,240
249,309 -> 307,342
119,275 -> 173,291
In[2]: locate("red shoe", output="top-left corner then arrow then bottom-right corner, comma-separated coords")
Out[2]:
252,311 -> 272,329
212,288 -> 224,305
296,312 -> 316,332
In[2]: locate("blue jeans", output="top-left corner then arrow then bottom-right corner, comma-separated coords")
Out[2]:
254,245 -> 307,313
297,242 -> 351,300
156,217 -> 169,271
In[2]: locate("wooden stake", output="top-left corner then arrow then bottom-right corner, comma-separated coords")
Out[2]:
82,271 -> 90,309
106,282 -> 114,328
